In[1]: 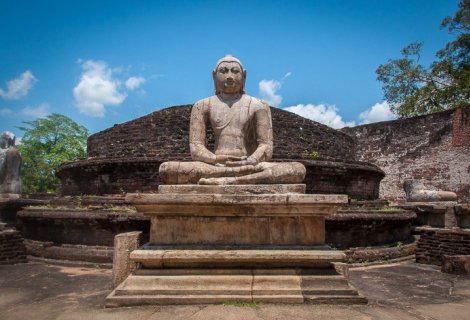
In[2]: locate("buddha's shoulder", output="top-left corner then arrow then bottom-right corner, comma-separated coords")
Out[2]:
192,97 -> 215,111
247,95 -> 270,111
193,97 -> 213,106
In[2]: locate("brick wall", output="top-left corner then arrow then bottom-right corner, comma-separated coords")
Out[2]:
416,227 -> 470,266
0,228 -> 27,265
452,107 -> 470,147
342,106 -> 470,202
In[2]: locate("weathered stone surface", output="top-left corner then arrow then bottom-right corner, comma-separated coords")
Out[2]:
0,132 -> 21,195
105,268 -> 365,307
442,255 -> 470,275
158,184 -> 306,194
150,216 -> 326,245
24,239 -> 112,264
126,193 -> 348,216
398,202 -> 464,228
126,192 -> 346,246
112,231 -> 142,288
404,180 -> 458,202
130,249 -> 345,268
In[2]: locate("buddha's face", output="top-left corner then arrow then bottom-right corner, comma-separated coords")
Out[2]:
213,61 -> 245,95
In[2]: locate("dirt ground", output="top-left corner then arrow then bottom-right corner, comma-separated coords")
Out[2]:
1,260 -> 469,320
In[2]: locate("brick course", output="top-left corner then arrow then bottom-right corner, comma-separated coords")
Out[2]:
416,227 -> 470,266
0,228 -> 27,265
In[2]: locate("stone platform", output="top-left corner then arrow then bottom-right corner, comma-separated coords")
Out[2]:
126,190 -> 347,246
106,267 -> 366,307
106,185 -> 364,306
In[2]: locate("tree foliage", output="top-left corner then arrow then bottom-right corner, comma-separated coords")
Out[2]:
17,113 -> 89,193
376,0 -> 469,117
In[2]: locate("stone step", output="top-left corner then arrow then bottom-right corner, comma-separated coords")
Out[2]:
131,249 -> 345,268
105,294 -> 253,307
134,268 -> 340,276
105,293 -> 366,307
305,295 -> 368,304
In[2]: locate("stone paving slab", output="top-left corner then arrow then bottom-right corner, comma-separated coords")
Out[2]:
1,261 -> 470,319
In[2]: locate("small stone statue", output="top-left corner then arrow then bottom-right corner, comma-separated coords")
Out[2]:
159,55 -> 306,185
403,180 -> 457,202
0,131 -> 22,194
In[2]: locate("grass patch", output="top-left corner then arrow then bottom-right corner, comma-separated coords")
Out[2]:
377,206 -> 400,212
222,301 -> 259,307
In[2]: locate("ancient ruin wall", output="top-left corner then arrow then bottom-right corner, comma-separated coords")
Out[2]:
342,106 -> 470,203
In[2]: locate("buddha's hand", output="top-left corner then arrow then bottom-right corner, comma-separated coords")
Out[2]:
225,156 -> 258,167
215,155 -> 246,165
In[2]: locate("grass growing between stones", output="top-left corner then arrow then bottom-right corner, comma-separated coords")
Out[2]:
222,301 -> 259,307
377,206 -> 400,212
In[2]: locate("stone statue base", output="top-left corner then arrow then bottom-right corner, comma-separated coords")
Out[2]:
105,185 -> 366,306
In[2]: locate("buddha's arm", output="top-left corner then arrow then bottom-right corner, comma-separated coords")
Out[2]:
249,104 -> 273,163
189,101 -> 217,164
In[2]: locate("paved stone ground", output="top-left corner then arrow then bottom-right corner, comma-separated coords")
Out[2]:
0,260 -> 469,320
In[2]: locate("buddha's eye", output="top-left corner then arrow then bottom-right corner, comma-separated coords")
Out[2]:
219,67 -> 228,73
231,68 -> 240,73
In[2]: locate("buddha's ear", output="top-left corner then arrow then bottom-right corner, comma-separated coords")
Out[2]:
243,69 -> 247,79
212,69 -> 216,79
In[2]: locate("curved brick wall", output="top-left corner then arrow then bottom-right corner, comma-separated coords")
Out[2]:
87,105 -> 356,160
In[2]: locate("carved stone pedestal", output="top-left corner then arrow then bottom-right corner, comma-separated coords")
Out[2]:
105,185 -> 366,306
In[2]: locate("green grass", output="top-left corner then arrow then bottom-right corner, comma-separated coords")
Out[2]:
222,301 -> 259,307
377,206 -> 400,212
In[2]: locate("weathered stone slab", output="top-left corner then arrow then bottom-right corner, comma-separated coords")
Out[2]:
149,216 -> 326,245
112,231 -> 142,288
105,268 -> 366,307
130,249 -> 345,268
442,255 -> 470,275
158,184 -> 306,194
126,193 -> 348,217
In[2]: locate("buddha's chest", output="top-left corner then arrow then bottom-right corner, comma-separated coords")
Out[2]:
209,102 -> 253,132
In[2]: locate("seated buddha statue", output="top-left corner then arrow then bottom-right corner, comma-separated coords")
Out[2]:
159,55 -> 306,185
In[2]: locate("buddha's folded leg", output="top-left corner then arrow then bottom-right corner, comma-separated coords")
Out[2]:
159,161 -> 259,184
198,162 -> 306,185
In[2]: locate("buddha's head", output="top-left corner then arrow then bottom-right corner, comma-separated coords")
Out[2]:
213,55 -> 246,95
0,131 -> 15,149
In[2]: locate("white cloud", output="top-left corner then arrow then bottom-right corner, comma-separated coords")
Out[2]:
258,72 -> 291,107
125,76 -> 145,90
0,71 -> 37,100
359,101 -> 397,124
284,103 -> 356,129
73,60 -> 127,117
281,72 -> 292,81
0,108 -> 13,115
259,80 -> 282,106
20,103 -> 49,118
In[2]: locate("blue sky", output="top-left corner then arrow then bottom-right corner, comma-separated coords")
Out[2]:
0,0 -> 460,136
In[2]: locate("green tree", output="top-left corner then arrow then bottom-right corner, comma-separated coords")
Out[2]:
17,113 -> 89,193
376,0 -> 469,117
